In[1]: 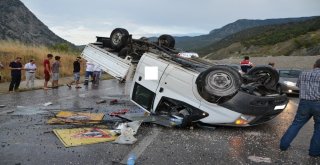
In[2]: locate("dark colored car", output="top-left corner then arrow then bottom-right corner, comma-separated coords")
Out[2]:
278,69 -> 302,94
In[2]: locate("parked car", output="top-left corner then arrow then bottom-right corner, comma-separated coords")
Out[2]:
278,69 -> 302,94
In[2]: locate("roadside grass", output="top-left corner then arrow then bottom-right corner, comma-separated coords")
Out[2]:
0,40 -> 86,82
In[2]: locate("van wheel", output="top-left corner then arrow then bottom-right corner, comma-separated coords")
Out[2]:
110,28 -> 129,51
158,34 -> 175,49
247,66 -> 279,88
197,66 -> 242,100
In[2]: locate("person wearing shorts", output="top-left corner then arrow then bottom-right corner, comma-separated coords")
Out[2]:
43,54 -> 53,90
52,56 -> 61,88
67,57 -> 82,88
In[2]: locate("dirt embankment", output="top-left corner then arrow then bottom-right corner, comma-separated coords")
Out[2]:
210,55 -> 320,70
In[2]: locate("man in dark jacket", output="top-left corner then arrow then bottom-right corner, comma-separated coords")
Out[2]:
9,57 -> 23,92
280,59 -> 320,157
67,57 -> 82,88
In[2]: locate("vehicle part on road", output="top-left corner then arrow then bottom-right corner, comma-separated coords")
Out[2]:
114,121 -> 142,144
0,105 -> 6,108
110,28 -> 129,50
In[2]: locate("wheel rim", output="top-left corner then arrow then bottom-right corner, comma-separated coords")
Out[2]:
206,71 -> 233,91
112,32 -> 123,45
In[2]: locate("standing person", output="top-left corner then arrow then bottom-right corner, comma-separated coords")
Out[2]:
0,61 -> 4,81
67,57 -> 82,88
9,57 -> 23,92
84,61 -> 94,86
93,64 -> 102,86
280,59 -> 320,157
52,56 -> 61,88
240,56 -> 254,73
43,54 -> 53,90
24,59 -> 37,89
268,62 -> 275,68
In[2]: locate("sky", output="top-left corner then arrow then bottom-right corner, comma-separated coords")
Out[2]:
20,0 -> 320,45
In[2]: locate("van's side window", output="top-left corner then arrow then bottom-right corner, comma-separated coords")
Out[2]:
131,83 -> 155,111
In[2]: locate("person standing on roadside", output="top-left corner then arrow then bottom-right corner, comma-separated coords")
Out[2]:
0,61 -> 4,81
280,59 -> 320,157
52,56 -> 61,88
43,54 -> 53,90
9,57 -> 23,92
84,61 -> 94,86
24,59 -> 37,89
240,56 -> 254,73
67,57 -> 82,88
268,62 -> 275,68
93,64 -> 102,86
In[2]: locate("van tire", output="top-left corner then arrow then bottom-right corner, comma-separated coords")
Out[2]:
197,66 -> 242,99
110,28 -> 129,51
158,34 -> 175,49
247,66 -> 279,88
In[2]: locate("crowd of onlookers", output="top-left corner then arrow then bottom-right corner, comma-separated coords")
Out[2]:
0,54 -> 102,92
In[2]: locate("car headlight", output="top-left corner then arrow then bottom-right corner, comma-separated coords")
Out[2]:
283,81 -> 296,87
234,115 -> 256,125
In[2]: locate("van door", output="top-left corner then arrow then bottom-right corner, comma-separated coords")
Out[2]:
130,53 -> 169,112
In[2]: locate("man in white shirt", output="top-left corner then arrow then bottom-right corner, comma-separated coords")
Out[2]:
84,61 -> 94,85
24,59 -> 37,88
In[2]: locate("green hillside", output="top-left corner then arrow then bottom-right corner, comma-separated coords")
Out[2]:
197,17 -> 320,59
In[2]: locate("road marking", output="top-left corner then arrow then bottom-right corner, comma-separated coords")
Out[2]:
120,127 -> 162,164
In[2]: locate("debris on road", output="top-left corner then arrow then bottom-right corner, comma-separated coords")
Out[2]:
108,109 -> 129,116
248,155 -> 272,163
117,113 -> 183,128
53,127 -> 117,147
6,111 -> 14,114
0,105 -> 6,108
47,111 -> 104,124
43,102 -> 53,106
96,99 -> 107,104
114,121 -> 142,144
110,99 -> 118,105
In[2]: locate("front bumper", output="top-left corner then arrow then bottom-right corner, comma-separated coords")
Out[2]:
220,90 -> 288,126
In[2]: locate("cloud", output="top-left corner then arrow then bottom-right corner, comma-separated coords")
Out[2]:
21,0 -> 320,45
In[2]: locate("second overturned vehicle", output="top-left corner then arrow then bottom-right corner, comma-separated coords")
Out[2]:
82,28 -> 288,127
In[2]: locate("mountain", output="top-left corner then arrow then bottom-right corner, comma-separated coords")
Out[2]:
200,17 -> 320,59
175,16 -> 317,51
0,0 -> 75,47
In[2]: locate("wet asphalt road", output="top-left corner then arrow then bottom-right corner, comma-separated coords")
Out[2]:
0,79 -> 319,165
